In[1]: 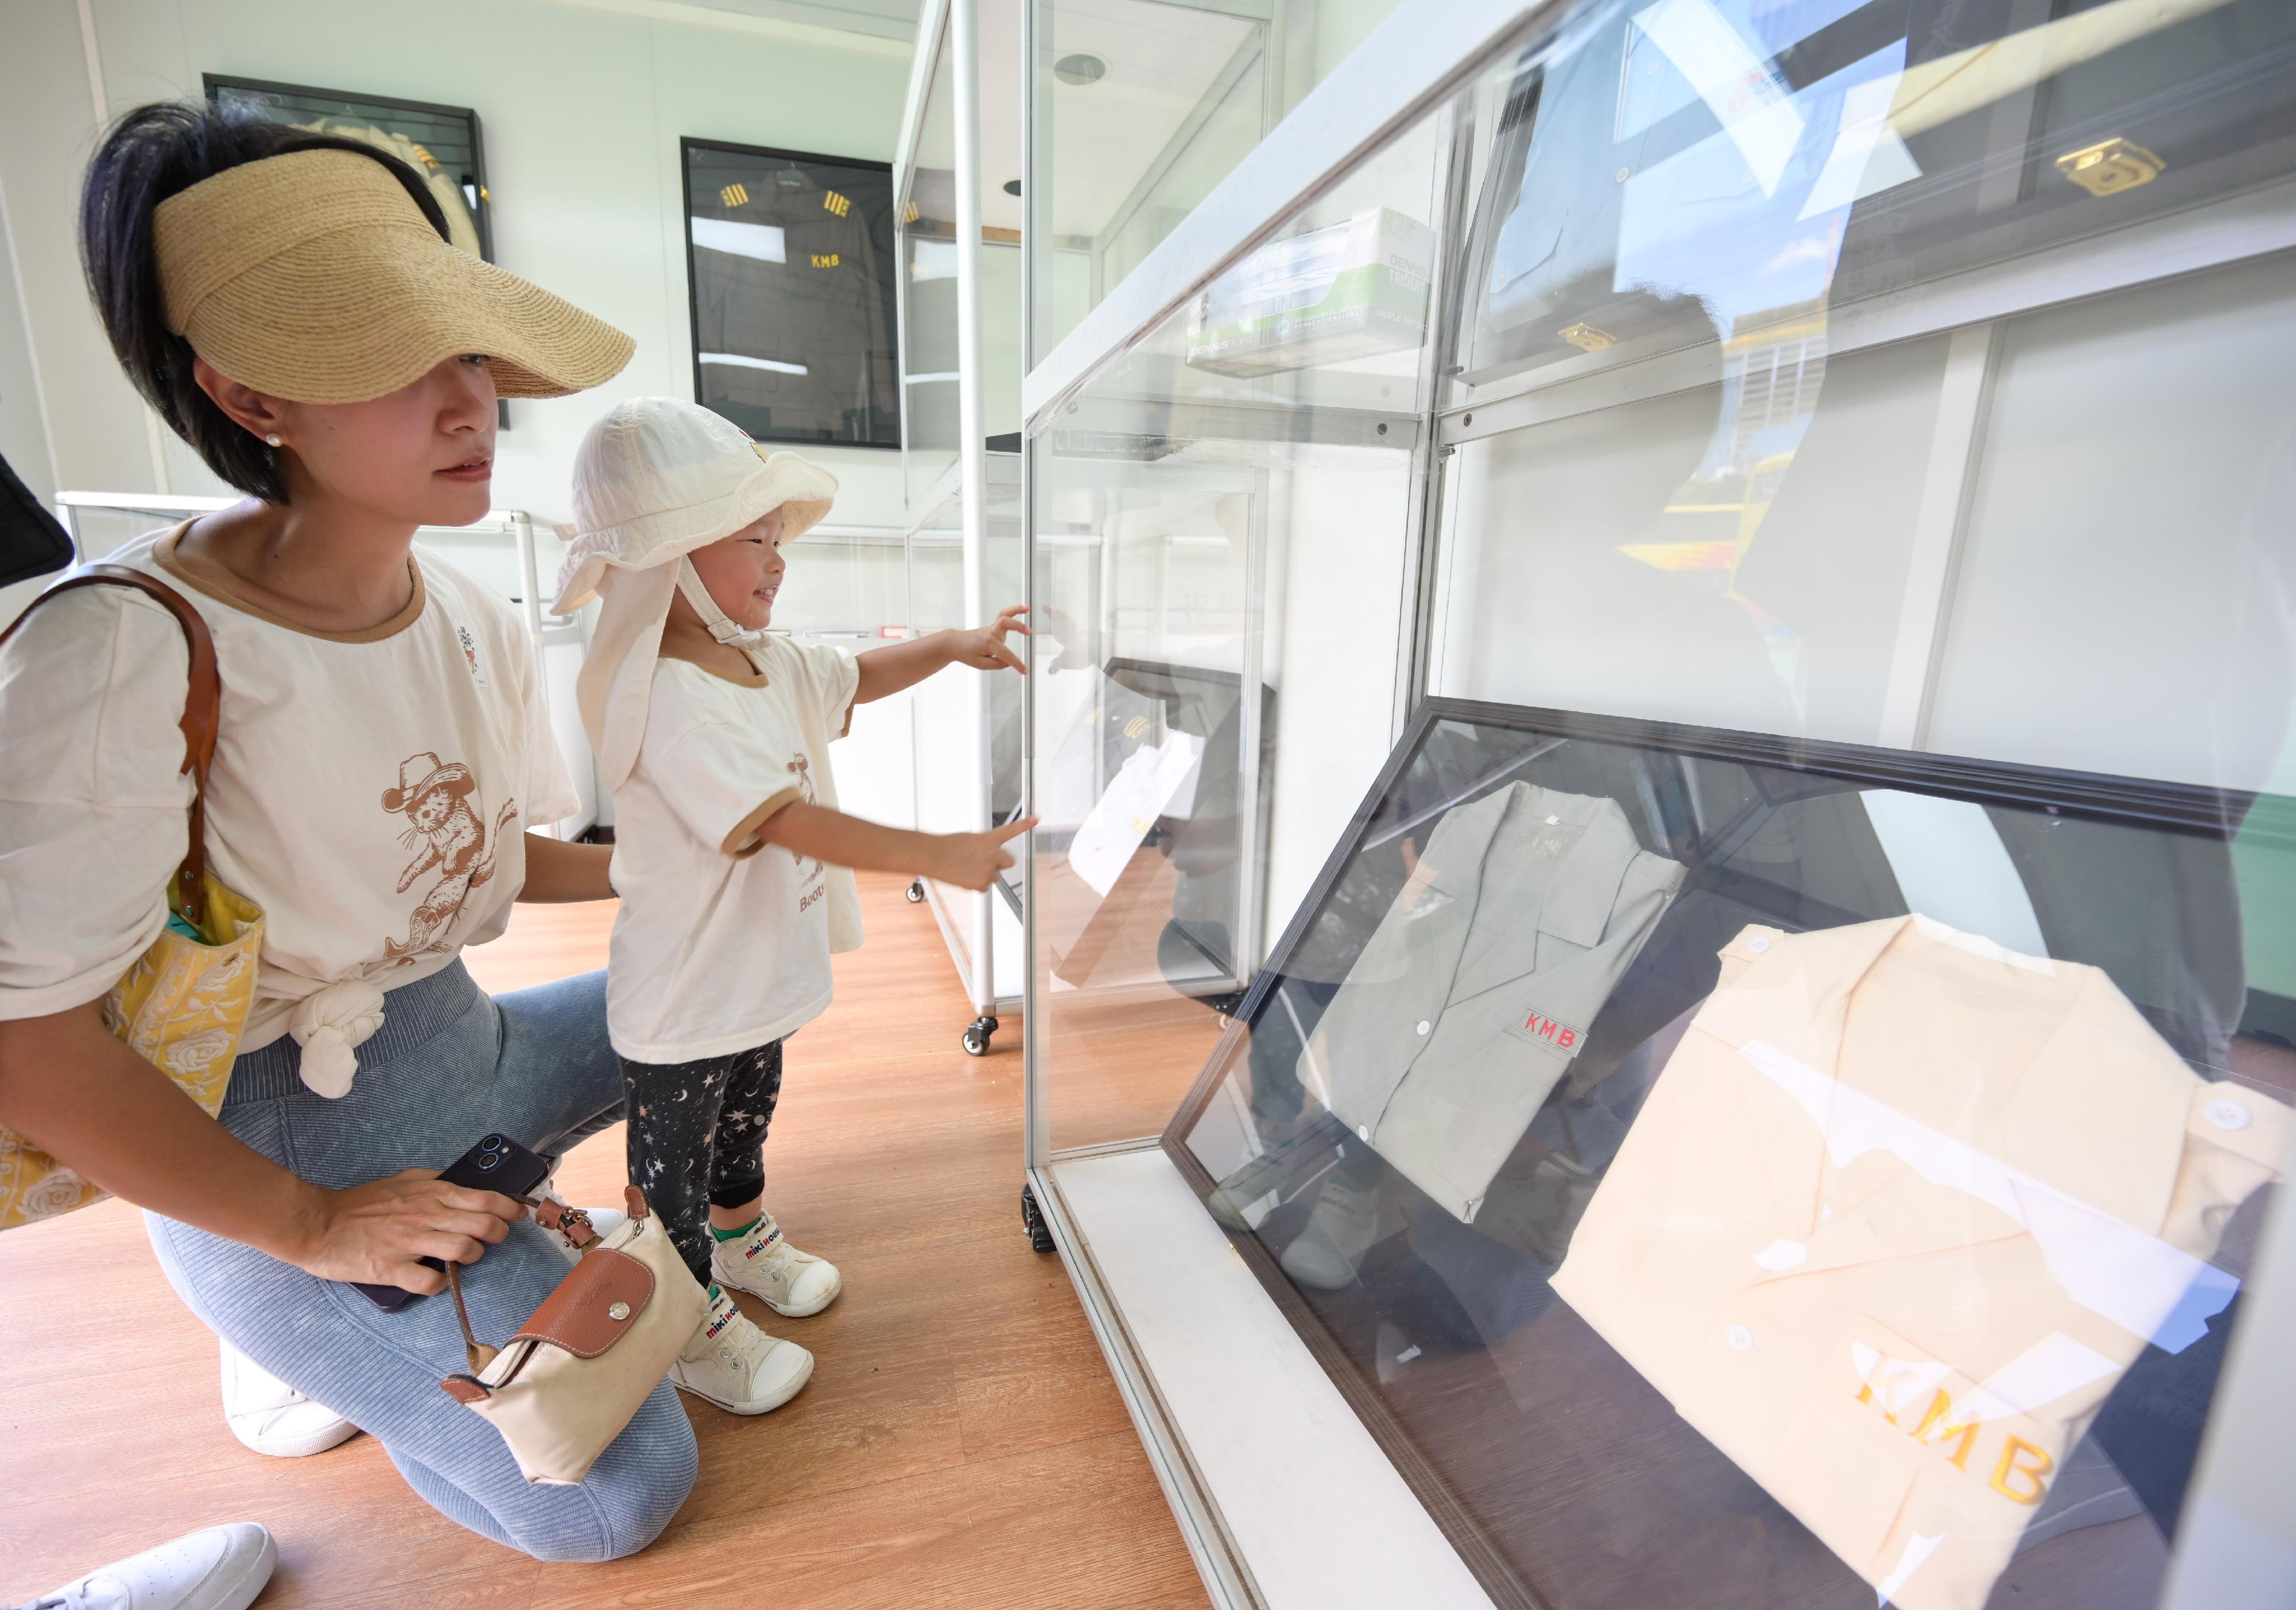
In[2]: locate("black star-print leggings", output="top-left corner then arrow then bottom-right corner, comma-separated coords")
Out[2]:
618,1039 -> 782,1289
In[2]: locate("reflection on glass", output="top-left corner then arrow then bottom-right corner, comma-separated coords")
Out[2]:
1173,707 -> 2295,1610
903,38 -> 963,509
766,534 -> 908,645
1030,106 -> 1439,1150
1438,0 -> 2296,766
1029,0 -> 1409,362
906,456 -> 1027,917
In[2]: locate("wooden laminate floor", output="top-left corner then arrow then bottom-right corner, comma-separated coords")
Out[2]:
0,874 -> 1208,1610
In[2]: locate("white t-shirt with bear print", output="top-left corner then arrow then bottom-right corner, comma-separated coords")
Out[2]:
0,525 -> 577,1058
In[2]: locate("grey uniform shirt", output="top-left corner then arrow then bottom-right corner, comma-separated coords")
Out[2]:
1304,781 -> 1685,1224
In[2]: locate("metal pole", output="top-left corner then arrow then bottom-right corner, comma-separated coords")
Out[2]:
1021,0 -> 1045,1169
953,0 -> 996,1021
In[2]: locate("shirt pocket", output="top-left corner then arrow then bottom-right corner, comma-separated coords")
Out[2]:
1768,1312 -> 2091,1610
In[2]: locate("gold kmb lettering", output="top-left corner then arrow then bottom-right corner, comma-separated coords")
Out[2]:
1854,1361 -> 1921,1423
1910,1390 -> 1980,1469
1989,1436 -> 2054,1505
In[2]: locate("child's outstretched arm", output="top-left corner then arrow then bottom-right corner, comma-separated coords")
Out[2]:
853,605 -> 1028,704
752,804 -> 1036,891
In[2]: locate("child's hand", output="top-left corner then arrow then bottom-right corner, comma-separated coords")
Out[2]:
950,606 -> 1029,674
926,817 -> 1037,890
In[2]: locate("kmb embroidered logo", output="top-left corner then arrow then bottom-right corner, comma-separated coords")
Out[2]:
1853,1349 -> 2056,1506
1521,1011 -> 1583,1052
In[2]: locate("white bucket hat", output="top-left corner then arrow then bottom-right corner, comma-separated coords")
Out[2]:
553,397 -> 839,790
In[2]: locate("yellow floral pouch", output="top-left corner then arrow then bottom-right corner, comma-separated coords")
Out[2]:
0,567 -> 266,1229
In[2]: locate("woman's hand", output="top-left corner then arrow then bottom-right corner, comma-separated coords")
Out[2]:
290,1168 -> 528,1295
949,606 -> 1029,674
924,817 -> 1037,891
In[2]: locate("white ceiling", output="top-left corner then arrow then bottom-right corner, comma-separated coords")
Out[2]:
1037,0 -> 1258,239
608,0 -> 923,41
909,0 -> 1255,240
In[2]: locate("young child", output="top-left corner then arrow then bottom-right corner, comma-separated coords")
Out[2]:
552,397 -> 1032,1414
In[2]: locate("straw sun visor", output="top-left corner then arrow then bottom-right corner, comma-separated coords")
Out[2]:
153,149 -> 632,405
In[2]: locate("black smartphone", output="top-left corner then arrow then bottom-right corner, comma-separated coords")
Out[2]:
351,1132 -> 550,1312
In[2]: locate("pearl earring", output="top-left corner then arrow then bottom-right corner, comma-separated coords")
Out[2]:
265,434 -> 282,447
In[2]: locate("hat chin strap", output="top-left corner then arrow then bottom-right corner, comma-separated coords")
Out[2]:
676,557 -> 769,649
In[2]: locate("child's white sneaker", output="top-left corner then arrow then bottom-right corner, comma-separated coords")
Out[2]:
711,1212 -> 841,1317
671,1287 -> 813,1415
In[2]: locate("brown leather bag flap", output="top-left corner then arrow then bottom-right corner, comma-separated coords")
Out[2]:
508,1247 -> 654,1359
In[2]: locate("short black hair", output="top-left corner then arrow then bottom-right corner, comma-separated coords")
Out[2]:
79,100 -> 453,504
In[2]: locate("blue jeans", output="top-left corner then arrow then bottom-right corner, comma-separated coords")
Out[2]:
145,961 -> 697,1562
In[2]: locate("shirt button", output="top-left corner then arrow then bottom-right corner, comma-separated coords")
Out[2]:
2205,1098 -> 2252,1132
1415,1020 -> 1431,1036
1358,1125 -> 1372,1143
1747,935 -> 1771,953
1726,1324 -> 1754,1351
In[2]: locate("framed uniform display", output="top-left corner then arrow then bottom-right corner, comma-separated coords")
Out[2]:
680,138 -> 900,448
1163,698 -> 2295,1610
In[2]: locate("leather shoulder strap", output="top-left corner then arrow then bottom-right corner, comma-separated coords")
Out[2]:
0,562 -> 223,925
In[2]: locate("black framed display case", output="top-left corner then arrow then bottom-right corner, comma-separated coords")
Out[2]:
1162,697 -> 2295,1610
680,138 -> 901,449
207,75 -> 495,257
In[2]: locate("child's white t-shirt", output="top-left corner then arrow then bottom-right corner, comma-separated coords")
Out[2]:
604,624 -> 864,1064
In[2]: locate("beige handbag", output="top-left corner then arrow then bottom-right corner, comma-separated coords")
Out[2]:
438,1187 -> 706,1486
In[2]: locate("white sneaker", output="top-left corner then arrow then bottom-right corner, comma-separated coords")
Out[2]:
670,1288 -> 813,1415
219,1341 -> 357,1458
710,1212 -> 841,1317
25,1520 -> 276,1610
1279,1170 -> 1387,1291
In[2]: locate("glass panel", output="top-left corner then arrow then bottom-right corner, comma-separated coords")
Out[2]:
1432,0 -> 2296,781
1028,0 -> 1409,363
683,140 -> 899,448
1172,705 -> 2295,1610
903,38 -> 963,507
1030,106 -> 1443,1150
1927,253 -> 2296,798
908,456 -> 1029,930
769,534 -> 909,648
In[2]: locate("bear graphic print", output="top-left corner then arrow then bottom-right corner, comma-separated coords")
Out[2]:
381,751 -> 518,963
786,752 -> 828,915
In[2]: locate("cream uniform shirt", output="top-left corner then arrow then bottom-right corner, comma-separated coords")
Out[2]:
1552,915 -> 2290,1610
0,526 -> 576,1062
604,626 -> 862,1064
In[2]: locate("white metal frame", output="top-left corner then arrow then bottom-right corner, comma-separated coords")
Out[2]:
1016,1 -> 2296,1606
895,0 -> 1014,1029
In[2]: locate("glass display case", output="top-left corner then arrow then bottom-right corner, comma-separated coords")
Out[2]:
1026,0 -> 1410,365
1019,1 -> 2296,1607
894,0 -> 1031,1049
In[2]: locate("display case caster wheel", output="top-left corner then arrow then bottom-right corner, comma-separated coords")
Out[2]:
905,879 -> 926,903
1022,1184 -> 1055,1254
961,1014 -> 998,1056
